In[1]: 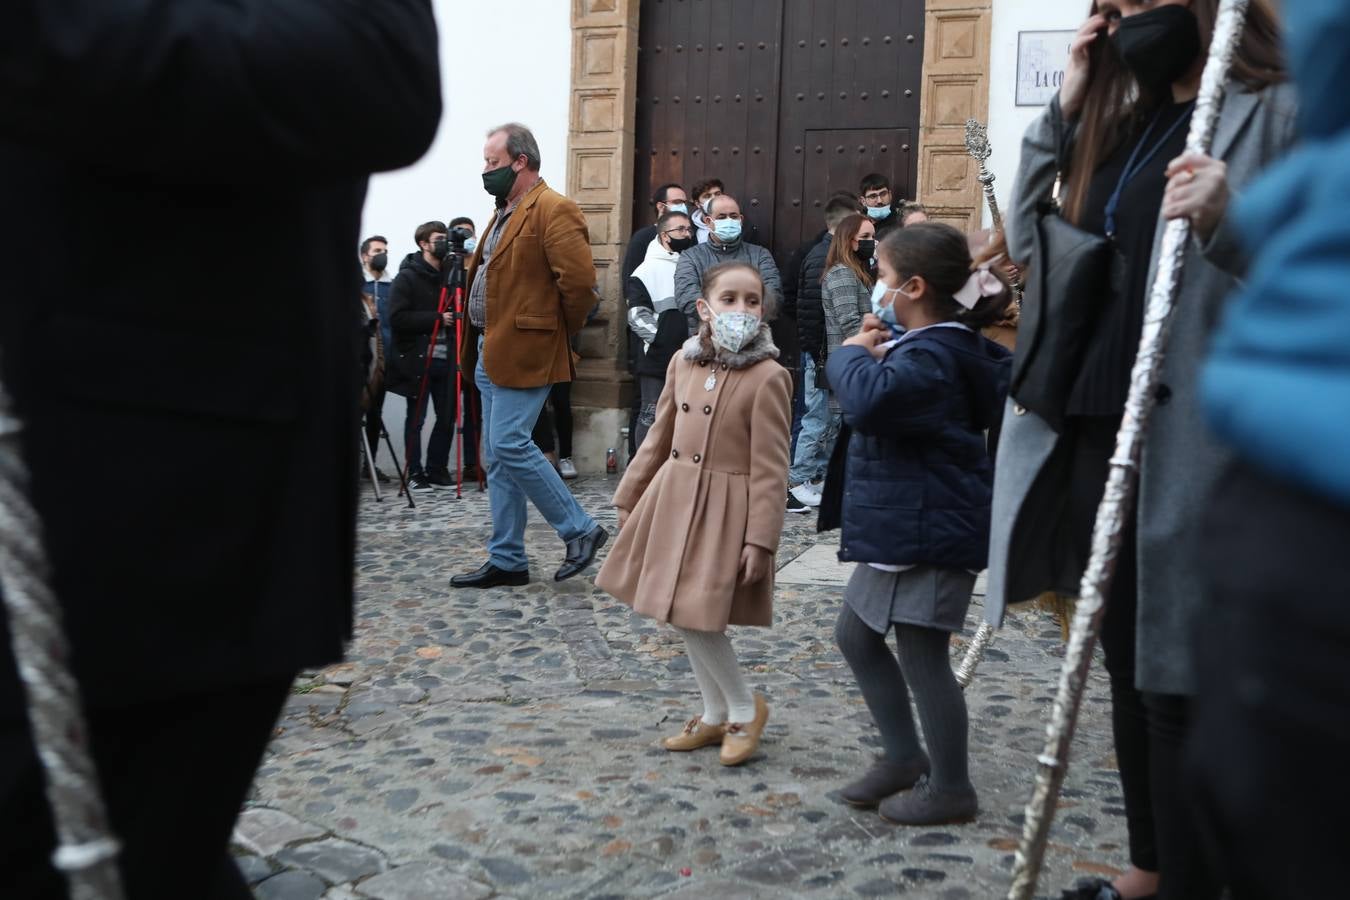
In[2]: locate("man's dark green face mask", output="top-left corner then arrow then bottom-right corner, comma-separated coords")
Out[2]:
482,162 -> 519,201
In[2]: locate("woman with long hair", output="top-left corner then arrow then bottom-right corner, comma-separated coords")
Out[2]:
985,2 -> 1294,898
820,212 -> 877,385
787,213 -> 877,511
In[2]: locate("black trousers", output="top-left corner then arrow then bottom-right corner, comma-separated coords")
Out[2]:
363,383 -> 387,466
531,382 -> 574,460
1067,417 -> 1219,898
1193,464 -> 1350,899
1,677 -> 293,900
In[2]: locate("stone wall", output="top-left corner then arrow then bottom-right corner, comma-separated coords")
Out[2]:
567,0 -> 641,473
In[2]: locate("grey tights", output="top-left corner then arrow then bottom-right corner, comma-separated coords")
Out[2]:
834,605 -> 971,792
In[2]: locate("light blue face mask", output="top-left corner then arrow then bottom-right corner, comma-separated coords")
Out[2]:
665,202 -> 688,216
464,236 -> 478,253
712,218 -> 743,242
870,279 -> 901,326
866,205 -> 893,221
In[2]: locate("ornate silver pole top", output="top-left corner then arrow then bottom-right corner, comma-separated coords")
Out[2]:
964,118 -> 996,188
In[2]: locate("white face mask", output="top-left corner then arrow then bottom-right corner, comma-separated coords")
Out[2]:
708,309 -> 761,353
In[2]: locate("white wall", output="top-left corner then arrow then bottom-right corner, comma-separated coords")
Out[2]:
361,0 -> 572,470
986,0 -> 1087,227
361,0 -> 572,255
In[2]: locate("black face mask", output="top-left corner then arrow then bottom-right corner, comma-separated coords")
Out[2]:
856,239 -> 876,261
1110,4 -> 1202,96
430,237 -> 447,260
369,251 -> 388,272
668,235 -> 697,253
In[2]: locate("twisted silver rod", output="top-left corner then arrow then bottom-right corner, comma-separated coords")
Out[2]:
1006,3 -> 1250,896
965,118 -> 1024,304
955,621 -> 994,689
0,360 -> 124,899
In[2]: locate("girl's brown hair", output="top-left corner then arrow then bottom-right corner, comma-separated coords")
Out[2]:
822,214 -> 876,290
878,223 -> 1012,330
701,261 -> 777,320
1062,0 -> 1285,224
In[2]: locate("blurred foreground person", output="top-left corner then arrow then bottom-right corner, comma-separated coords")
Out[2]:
1193,1 -> 1350,896
0,3 -> 441,897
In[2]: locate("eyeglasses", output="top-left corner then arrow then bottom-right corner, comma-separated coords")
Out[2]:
862,190 -> 891,202
710,212 -> 743,221
662,226 -> 693,236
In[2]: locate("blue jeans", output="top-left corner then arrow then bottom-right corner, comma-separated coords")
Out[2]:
787,353 -> 838,486
475,337 -> 596,571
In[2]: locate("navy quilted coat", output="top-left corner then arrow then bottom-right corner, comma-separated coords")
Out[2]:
818,326 -> 1010,570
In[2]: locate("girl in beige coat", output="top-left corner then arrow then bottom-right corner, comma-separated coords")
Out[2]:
596,262 -> 792,766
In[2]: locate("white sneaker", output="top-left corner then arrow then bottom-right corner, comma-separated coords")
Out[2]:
789,483 -> 821,508
558,458 -> 579,480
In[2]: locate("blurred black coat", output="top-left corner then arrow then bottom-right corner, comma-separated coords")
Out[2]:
0,0 -> 442,710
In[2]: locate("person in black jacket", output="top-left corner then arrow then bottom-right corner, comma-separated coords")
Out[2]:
780,191 -> 863,454
622,183 -> 692,284
387,220 -> 461,492
786,194 -> 864,512
0,3 -> 440,898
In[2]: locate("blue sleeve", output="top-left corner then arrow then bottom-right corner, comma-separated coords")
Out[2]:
825,343 -> 952,437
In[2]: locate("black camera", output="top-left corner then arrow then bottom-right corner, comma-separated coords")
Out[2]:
433,225 -> 475,260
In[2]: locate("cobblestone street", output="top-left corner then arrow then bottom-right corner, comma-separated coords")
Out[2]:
233,477 -> 1125,899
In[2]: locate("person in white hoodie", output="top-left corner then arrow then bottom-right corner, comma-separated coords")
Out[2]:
626,210 -> 697,447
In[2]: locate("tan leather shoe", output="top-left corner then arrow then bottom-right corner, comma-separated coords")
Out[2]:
662,716 -> 726,751
719,694 -> 769,766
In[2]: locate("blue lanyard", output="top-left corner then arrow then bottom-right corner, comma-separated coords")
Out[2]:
1103,101 -> 1195,239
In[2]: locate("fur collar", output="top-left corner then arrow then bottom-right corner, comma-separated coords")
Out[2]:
681,323 -> 779,370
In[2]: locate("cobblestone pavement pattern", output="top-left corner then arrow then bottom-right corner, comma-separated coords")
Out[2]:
233,477 -> 1127,899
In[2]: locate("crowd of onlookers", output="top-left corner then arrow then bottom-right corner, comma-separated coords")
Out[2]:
358,218 -> 579,491
620,172 -> 931,512
359,172 -> 931,494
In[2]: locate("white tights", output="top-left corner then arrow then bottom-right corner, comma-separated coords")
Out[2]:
674,626 -> 756,725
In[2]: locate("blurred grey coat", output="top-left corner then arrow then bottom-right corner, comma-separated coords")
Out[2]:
984,85 -> 1297,695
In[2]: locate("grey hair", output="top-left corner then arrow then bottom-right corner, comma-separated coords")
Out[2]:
487,122 -> 541,172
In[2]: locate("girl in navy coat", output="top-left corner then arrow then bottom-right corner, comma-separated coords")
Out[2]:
818,223 -> 1011,826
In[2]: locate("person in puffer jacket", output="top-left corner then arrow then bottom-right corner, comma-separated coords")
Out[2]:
817,223 -> 1011,828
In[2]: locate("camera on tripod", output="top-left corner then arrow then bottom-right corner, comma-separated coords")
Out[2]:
432,225 -> 474,261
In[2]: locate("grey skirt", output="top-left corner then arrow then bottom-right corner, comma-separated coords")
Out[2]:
844,564 -> 976,634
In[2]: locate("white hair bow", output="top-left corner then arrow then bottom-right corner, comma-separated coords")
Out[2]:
953,263 -> 1003,310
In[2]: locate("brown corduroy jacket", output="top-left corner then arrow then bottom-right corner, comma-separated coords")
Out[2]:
459,179 -> 596,388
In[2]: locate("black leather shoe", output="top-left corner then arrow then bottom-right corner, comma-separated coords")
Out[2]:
450,562 -> 529,589
554,525 -> 609,582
